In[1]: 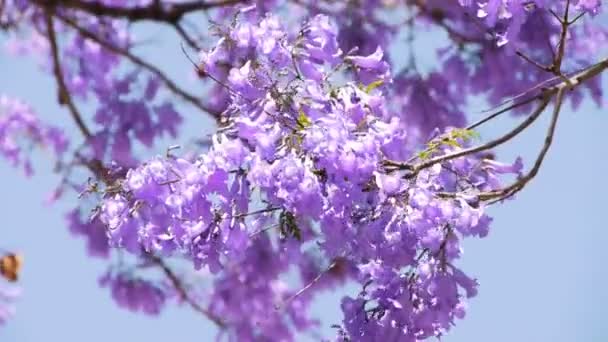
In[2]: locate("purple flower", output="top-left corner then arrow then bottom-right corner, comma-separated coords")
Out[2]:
99,271 -> 167,316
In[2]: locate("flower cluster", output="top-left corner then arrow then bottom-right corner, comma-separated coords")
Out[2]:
0,0 -> 606,339
99,270 -> 169,316
66,209 -> 110,259
458,0 -> 602,45
96,12 -> 525,340
0,285 -> 20,325
0,95 -> 68,176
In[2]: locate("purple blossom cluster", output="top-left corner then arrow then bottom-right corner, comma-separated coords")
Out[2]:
96,11 -> 526,340
0,95 -> 68,176
459,0 -> 601,46
66,208 -> 110,259
0,0 -> 606,339
0,285 -> 19,325
99,270 -> 168,316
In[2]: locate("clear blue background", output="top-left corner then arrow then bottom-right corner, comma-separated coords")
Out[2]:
1,14 -> 607,342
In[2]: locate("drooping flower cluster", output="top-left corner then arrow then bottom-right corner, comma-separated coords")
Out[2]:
95,12 -> 528,340
457,0 -> 602,45
0,95 -> 68,176
0,0 -> 606,339
66,209 -> 110,259
99,270 -> 168,316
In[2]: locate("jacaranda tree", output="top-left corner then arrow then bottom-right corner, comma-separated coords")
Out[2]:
0,0 -> 605,340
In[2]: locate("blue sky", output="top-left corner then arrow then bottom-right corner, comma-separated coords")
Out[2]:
1,15 -> 607,342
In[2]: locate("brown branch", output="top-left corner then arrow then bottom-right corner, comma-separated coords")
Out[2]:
434,56 -> 608,202
476,64 -> 590,118
45,10 -> 114,181
476,2 -> 586,203
482,87 -> 566,203
45,12 -> 92,139
149,255 -> 226,328
388,56 -> 608,175
515,50 -> 552,72
48,23 -> 217,321
384,91 -> 548,171
552,0 -> 571,69
173,22 -> 200,50
277,258 -> 346,310
479,5 -> 588,132
407,96 -> 551,174
53,12 -> 220,119
37,0 -> 245,23
467,92 -> 542,131
231,206 -> 282,219
411,0 -> 484,45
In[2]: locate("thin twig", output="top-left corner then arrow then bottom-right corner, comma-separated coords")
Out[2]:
411,96 -> 551,174
45,10 -> 111,180
483,87 -> 566,203
149,255 -> 226,328
387,56 -> 608,174
516,50 -> 551,72
45,12 -> 92,139
467,93 -> 542,131
276,260 -> 337,310
173,22 -> 200,50
231,206 -> 282,219
54,12 -> 220,118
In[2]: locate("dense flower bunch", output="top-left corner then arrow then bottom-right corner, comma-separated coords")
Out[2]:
95,10 -> 525,340
0,0 -> 606,341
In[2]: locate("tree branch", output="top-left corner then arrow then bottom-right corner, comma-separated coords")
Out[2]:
45,10 -> 114,181
173,22 -> 200,50
53,12 -> 220,119
149,255 -> 226,328
412,96 -> 551,174
483,87 -> 566,203
411,0 -> 485,45
45,12 -> 92,139
387,56 -> 608,176
37,0 -> 245,23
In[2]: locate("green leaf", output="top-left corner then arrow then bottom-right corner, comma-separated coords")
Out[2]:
450,128 -> 479,141
443,139 -> 461,148
364,79 -> 384,94
418,150 -> 431,160
297,109 -> 312,128
467,130 -> 481,139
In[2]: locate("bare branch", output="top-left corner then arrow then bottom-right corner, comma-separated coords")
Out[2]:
45,10 -> 112,181
149,255 -> 226,328
45,12 -> 92,139
483,87 -> 566,203
467,93 -> 542,131
173,22 -> 200,50
53,12 -> 220,119
410,97 -> 551,174
515,50 -> 551,72
36,0 -> 244,23
387,56 -> 608,175
231,206 -> 282,220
